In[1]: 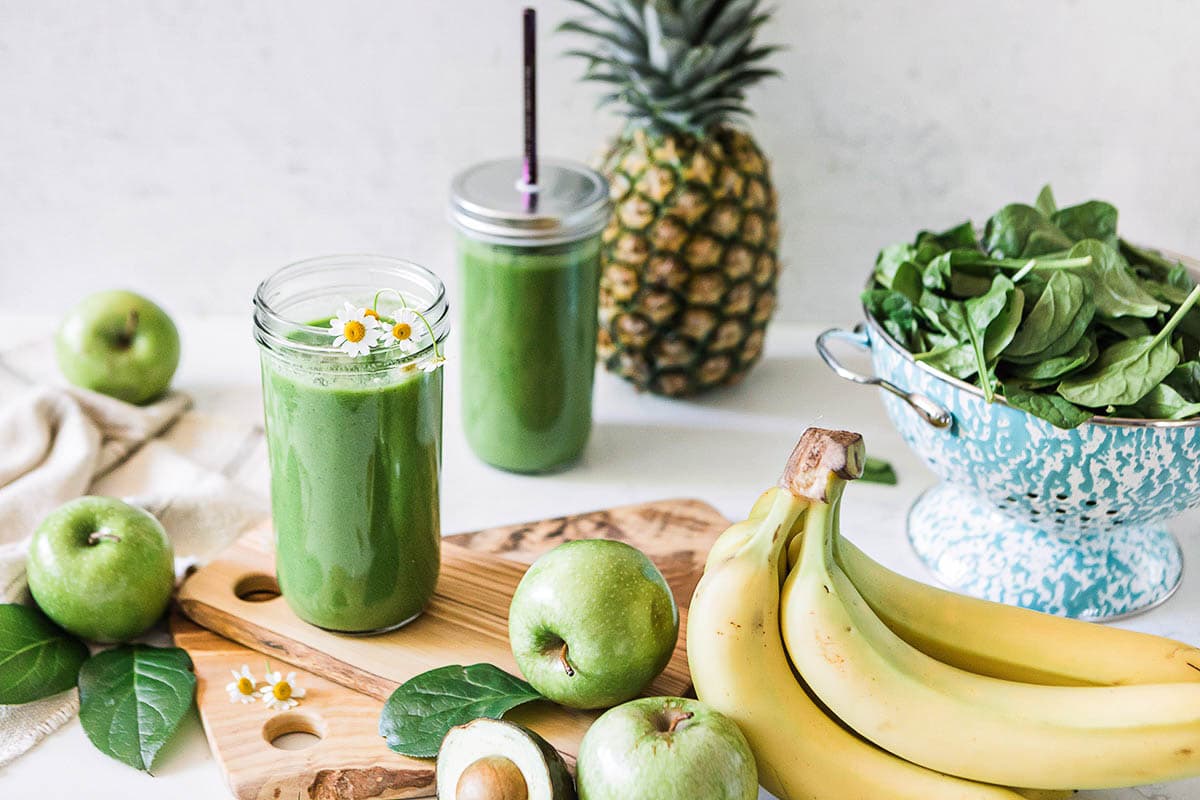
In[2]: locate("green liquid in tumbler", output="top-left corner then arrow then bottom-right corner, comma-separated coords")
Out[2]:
459,235 -> 602,473
262,322 -> 442,632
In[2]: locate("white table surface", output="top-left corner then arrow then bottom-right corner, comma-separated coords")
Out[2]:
2,314 -> 1198,799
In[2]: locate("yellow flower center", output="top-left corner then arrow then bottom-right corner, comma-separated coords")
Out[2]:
392,322 -> 413,341
273,682 -> 292,701
363,308 -> 379,320
236,677 -> 254,695
343,320 -> 366,343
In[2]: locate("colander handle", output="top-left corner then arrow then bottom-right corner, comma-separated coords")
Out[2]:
816,326 -> 953,430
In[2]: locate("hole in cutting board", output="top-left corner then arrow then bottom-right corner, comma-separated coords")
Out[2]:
264,712 -> 326,750
235,573 -> 281,602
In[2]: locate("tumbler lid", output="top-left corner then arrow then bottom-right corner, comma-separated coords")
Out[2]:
450,157 -> 610,246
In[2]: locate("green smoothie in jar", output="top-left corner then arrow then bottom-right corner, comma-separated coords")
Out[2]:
253,256 -> 449,633
451,158 -> 609,473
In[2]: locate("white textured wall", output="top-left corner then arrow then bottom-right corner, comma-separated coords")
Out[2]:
1,0 -> 1198,324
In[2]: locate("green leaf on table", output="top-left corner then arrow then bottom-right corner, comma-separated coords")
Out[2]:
0,603 -> 88,704
379,664 -> 543,758
861,457 -> 898,486
78,645 -> 196,772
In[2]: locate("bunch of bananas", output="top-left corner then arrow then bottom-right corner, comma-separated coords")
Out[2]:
688,428 -> 1200,799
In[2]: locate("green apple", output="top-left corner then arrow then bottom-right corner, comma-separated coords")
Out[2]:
56,289 -> 181,404
576,697 -> 758,800
27,496 -> 175,643
508,539 -> 678,710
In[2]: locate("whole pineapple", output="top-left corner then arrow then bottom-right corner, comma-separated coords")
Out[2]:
562,0 -> 780,397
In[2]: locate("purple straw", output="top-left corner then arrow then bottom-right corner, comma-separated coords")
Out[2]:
522,7 -> 538,211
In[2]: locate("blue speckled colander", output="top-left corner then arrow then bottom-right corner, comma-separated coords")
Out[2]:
818,302 -> 1200,620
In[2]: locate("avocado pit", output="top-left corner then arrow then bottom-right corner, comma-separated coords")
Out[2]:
456,756 -> 529,800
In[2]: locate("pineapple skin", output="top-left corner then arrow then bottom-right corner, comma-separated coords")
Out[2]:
596,126 -> 780,397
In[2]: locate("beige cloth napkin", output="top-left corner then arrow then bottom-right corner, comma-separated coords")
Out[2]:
0,346 -> 269,766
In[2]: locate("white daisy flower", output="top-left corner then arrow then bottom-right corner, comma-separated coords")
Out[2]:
329,301 -> 381,357
260,670 -> 306,712
385,307 -> 423,354
420,355 -> 447,373
224,665 -> 258,704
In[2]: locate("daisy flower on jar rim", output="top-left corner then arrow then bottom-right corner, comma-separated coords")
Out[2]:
329,302 -> 381,357
260,670 -> 306,712
225,665 -> 258,704
385,307 -> 423,355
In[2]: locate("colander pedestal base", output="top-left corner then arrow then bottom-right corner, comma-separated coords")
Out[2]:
907,482 -> 1183,620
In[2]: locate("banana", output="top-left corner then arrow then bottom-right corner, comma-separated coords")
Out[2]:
835,535 -> 1200,687
780,429 -> 1200,790
687,483 -> 1038,800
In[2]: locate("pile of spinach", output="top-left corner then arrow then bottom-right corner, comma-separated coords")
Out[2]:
864,186 -> 1200,429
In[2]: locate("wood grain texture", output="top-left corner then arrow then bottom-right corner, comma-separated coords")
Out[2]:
173,498 -> 729,800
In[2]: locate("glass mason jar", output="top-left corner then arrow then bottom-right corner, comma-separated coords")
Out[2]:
450,158 -> 610,473
252,255 -> 449,633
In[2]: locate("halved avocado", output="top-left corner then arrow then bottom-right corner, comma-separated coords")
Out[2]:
437,718 -> 576,800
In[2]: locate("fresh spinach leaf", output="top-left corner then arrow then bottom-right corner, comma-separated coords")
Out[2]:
874,243 -> 919,290
1002,384 -> 1092,429
891,261 -> 924,302
1058,285 -> 1200,407
1099,316 -> 1151,339
964,276 -> 1018,358
983,204 -> 1074,258
867,188 -> 1200,426
1005,271 -> 1093,359
0,604 -> 88,705
961,275 -> 1017,400
917,220 -> 978,252
861,457 -> 898,485
1034,184 -> 1057,217
862,290 -> 920,348
1058,336 -> 1180,408
1052,201 -> 1119,248
1120,239 -> 1183,279
914,342 -> 980,380
1139,276 -> 1193,307
1119,384 -> 1200,420
1165,361 -> 1200,401
379,664 -> 542,758
1006,335 -> 1097,383
78,645 -> 196,772
1069,239 -> 1164,318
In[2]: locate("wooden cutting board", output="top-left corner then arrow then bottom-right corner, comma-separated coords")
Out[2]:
173,498 -> 729,800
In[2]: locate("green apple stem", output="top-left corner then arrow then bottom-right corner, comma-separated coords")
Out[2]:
119,309 -> 140,348
666,710 -> 693,733
87,531 -> 122,545
558,642 -> 575,677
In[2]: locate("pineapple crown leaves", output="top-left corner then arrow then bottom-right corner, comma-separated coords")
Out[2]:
559,0 -> 781,137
